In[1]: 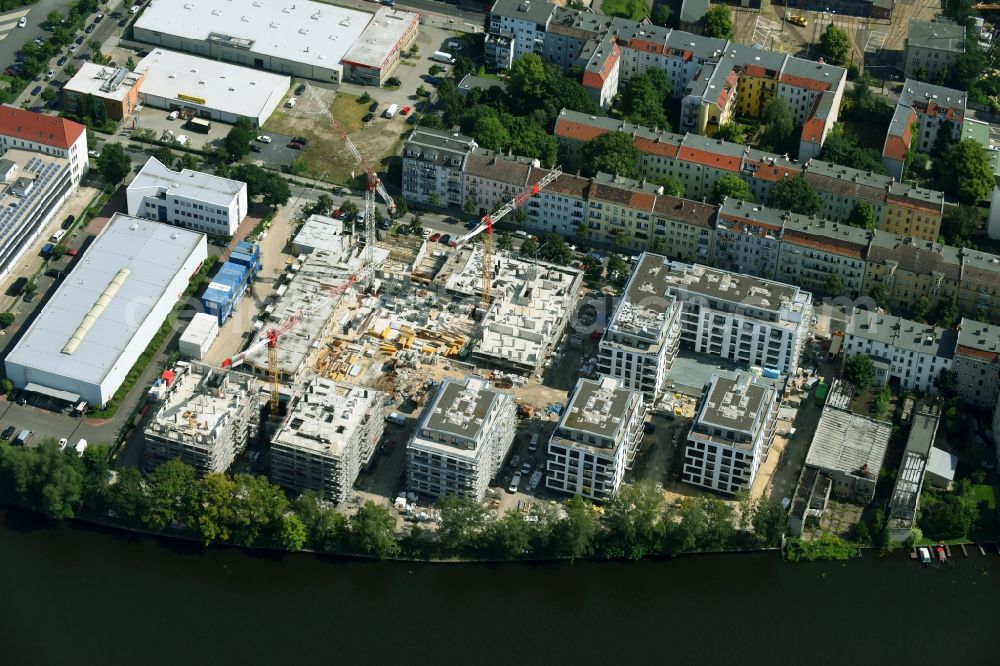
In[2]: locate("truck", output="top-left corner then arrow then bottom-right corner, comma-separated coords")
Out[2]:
814,381 -> 829,407
41,243 -> 54,258
186,117 -> 211,133
431,50 -> 455,64
383,103 -> 399,119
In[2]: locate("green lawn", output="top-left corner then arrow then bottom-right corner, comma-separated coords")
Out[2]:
601,0 -> 651,21
970,484 -> 996,510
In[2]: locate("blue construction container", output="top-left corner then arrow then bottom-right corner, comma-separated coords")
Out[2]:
200,261 -> 250,324
229,240 -> 261,275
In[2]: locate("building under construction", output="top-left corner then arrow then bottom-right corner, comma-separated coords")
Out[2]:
144,362 -> 261,476
269,374 -> 386,503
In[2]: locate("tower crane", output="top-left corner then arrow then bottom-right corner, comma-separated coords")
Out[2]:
303,84 -> 394,285
449,168 -> 562,308
222,274 -> 359,415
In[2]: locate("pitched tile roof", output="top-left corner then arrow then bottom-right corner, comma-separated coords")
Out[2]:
0,107 -> 85,150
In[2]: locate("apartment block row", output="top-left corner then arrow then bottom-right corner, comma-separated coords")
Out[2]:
843,309 -> 1000,407
552,109 -> 946,242
597,253 -> 813,400
485,1 -> 846,160
882,79 -> 965,180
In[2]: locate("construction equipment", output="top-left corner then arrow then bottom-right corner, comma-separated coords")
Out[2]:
303,84 -> 394,285
222,274 -> 359,415
449,168 -> 562,307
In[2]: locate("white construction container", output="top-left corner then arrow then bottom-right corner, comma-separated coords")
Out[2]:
178,312 -> 219,360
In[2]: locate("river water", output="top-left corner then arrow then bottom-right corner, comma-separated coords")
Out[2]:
1,507 -> 998,665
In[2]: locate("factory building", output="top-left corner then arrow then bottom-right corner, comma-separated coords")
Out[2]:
5,214 -> 207,406
341,7 -> 419,87
144,362 -> 261,476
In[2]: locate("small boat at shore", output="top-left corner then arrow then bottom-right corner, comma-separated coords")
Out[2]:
935,545 -> 947,563
918,547 -> 932,565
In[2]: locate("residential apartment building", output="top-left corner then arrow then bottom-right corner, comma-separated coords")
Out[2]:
406,377 -> 517,501
546,377 -> 646,501
585,172 -> 663,251
952,318 -> 1000,407
144,363 -> 260,476
776,215 -> 871,299
665,261 -> 813,375
0,107 -> 88,184
597,252 -> 682,400
862,235 -> 961,313
650,194 -> 715,262
523,167 -> 589,237
802,159 -> 889,223
401,128 -> 478,207
486,0 -> 556,69
905,20 -> 966,81
883,80 -> 965,180
713,197 -> 784,278
842,310 -> 957,393
683,373 -> 779,494
126,157 -> 247,236
882,181 -> 945,241
462,148 -> 538,216
270,376 -> 386,503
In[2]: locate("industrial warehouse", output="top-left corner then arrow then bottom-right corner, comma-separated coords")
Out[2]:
133,0 -> 419,87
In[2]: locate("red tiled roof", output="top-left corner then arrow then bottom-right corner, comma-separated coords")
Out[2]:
746,161 -> 799,182
582,44 -> 619,90
885,194 -> 941,215
778,73 -> 830,92
800,116 -> 827,145
554,118 -> 608,143
635,135 -> 680,157
626,37 -> 669,56
0,107 -> 85,150
956,345 -> 999,363
783,229 -> 867,260
678,146 -> 741,172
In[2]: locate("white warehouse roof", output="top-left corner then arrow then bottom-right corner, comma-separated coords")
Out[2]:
343,7 -> 419,69
134,49 -> 290,124
5,215 -> 207,393
130,156 -> 245,206
136,0 -> 373,72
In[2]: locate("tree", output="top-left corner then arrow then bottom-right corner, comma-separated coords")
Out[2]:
931,119 -> 958,158
484,509 -> 532,559
0,379 -> 12,395
934,298 -> 960,329
175,153 -> 200,171
941,205 -> 983,245
189,473 -> 241,544
150,144 -> 175,166
549,496 -> 596,560
714,123 -> 746,144
761,97 -> 794,151
612,230 -> 628,249
436,495 -> 487,554
349,501 -> 400,558
601,481 -> 664,560
96,143 -> 130,185
471,112 -> 511,151
41,87 -> 57,104
452,55 -> 475,81
846,200 -> 876,230
276,514 -> 307,551
314,193 -> 334,215
710,174 -> 753,204
820,127 -> 886,174
911,294 -> 932,322
125,56 -> 136,71
223,118 -> 255,161
920,492 -> 977,540
293,491 -> 349,552
750,498 -> 787,547
766,175 -> 820,215
820,25 -> 852,66
702,6 -> 733,39
869,283 -> 890,310
518,237 -> 538,258
650,3 -> 672,27
0,312 -> 14,328
103,467 -> 147,524
540,232 -> 574,265
935,139 -> 994,204
652,175 -> 684,197
508,54 -> 547,109
496,232 -> 514,252
844,353 -> 875,393
848,520 -> 871,544
144,459 -> 196,530
340,200 -> 360,220
620,70 -> 671,130
580,132 -> 639,178
822,274 -> 843,298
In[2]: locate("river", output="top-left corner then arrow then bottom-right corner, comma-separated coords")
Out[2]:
1,507 -> 998,665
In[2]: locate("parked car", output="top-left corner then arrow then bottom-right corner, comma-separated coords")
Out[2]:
65,248 -> 78,257
400,106 -> 410,115
85,23 -> 95,34
23,291 -> 35,303
58,438 -> 69,451
362,112 -> 374,122
45,70 -> 54,79
69,44 -> 78,53
17,17 -> 26,28
421,228 -> 431,240
368,101 -> 378,112
88,149 -> 100,158
429,232 -> 441,242
520,463 -> 531,475
508,473 -> 521,493
256,135 -> 271,143
1,426 -> 16,440
286,142 -> 302,150
61,214 -> 75,229
75,36 -> 85,45
292,136 -> 309,146
168,110 -> 179,120
439,234 -> 451,244
509,454 -> 520,469
285,98 -> 296,108
249,144 -> 262,153
30,85 -> 41,96
57,56 -> 68,66
94,13 -> 104,22
295,83 -> 305,95
4,67 -> 18,77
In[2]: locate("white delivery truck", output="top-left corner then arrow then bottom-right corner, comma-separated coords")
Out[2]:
431,51 -> 455,64
74,439 -> 88,456
384,104 -> 399,119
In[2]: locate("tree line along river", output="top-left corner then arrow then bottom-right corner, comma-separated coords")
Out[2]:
1,507 -> 999,666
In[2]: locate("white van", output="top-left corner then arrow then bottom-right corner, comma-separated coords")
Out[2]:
286,98 -> 296,108
528,433 -> 539,452
383,104 -> 399,119
50,229 -> 65,243
431,51 -> 455,64
74,439 -> 88,456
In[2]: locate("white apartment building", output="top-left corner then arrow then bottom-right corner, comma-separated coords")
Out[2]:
270,376 -> 386,504
546,377 -> 646,501
487,0 -> 556,64
683,373 -> 779,494
144,363 -> 261,476
664,261 -> 813,375
126,157 -> 247,236
401,128 -> 478,207
407,377 -> 517,501
953,318 -> 1000,408
843,310 -> 957,393
0,107 -> 88,184
905,20 -> 966,81
597,252 -> 682,401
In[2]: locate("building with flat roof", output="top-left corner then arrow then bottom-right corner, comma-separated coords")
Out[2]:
144,362 -> 260,476
683,373 -> 779,494
270,376 -> 386,503
5,214 -> 207,406
905,20 -> 966,80
887,406 -> 938,543
546,377 -> 646,501
127,157 -> 247,236
0,149 -> 76,281
843,310 -> 957,393
341,7 -> 419,87
805,383 -> 892,503
134,48 -> 289,127
407,377 -> 517,501
62,63 -> 143,122
133,0 -> 374,84
291,214 -> 348,256
0,107 -> 87,184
